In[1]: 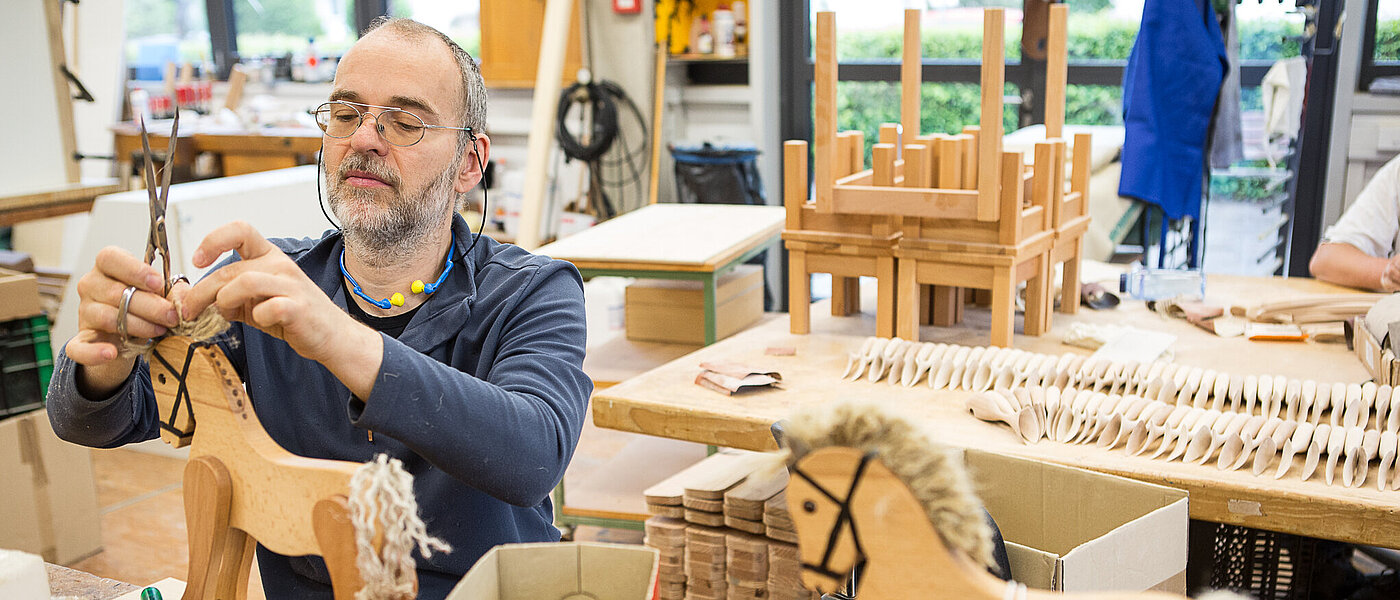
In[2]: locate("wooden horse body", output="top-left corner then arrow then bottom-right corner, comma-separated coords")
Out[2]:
787,446 -> 1186,600
151,336 -> 371,600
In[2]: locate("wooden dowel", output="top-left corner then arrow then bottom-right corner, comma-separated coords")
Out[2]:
1045,4 -> 1069,140
815,12 -> 837,212
937,136 -> 962,189
784,140 -> 808,231
872,143 -> 897,187
902,8 -> 922,142
977,8 -> 1005,222
903,145 -> 928,188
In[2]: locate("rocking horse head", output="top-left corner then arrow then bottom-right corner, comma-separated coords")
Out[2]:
779,400 -> 995,595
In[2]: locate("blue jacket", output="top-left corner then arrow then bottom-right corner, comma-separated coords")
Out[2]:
1119,0 -> 1228,221
46,214 -> 593,599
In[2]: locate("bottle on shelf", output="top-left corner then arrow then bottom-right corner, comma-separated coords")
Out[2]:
712,5 -> 736,57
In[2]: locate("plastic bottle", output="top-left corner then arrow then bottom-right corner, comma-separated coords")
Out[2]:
695,16 -> 714,55
1119,264 -> 1207,301
732,1 -> 748,55
712,6 -> 736,57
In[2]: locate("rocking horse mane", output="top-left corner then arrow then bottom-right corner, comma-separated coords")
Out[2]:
780,400 -> 995,570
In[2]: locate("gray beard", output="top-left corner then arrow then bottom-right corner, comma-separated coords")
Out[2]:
327,153 -> 458,268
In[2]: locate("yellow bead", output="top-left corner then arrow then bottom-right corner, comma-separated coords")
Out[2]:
390,293 -> 405,307
411,280 -> 425,294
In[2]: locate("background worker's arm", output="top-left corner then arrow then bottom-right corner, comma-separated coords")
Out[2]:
1309,242 -> 1398,292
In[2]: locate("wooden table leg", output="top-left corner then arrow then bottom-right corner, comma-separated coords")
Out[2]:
789,251 -> 810,334
876,256 -> 897,338
897,258 -> 919,340
990,266 -> 1014,347
703,274 -> 718,345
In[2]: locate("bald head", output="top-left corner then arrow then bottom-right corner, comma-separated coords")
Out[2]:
357,17 -> 487,149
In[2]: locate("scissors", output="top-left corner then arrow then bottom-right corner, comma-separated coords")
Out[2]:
137,111 -> 177,297
120,113 -> 181,351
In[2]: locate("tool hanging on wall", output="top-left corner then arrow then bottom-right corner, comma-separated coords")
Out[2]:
556,78 -> 649,220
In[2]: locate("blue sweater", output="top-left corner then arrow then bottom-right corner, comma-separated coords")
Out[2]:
46,215 -> 593,599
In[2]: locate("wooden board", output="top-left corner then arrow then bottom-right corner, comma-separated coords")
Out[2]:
643,449 -> 766,506
534,204 -> 785,272
723,466 -> 787,522
595,274 -> 1400,547
479,0 -> 583,88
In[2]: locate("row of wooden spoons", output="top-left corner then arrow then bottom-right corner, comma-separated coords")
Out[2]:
844,338 -> 1398,430
966,386 -> 1400,490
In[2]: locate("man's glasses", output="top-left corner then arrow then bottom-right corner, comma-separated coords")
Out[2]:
310,100 -> 470,147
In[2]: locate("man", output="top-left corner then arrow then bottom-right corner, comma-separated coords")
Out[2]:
46,17 -> 591,599
1310,154 -> 1400,291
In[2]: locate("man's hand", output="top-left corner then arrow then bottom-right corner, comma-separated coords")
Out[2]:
66,247 -> 184,397
181,221 -> 383,397
1382,255 -> 1400,293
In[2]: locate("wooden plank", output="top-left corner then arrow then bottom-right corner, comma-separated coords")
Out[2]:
1045,3 -> 1069,139
643,449 -> 766,506
901,8 -> 922,142
814,11 -> 836,213
832,186 -> 978,220
724,466 -> 788,521
977,8 -> 1005,222
535,204 -> 784,270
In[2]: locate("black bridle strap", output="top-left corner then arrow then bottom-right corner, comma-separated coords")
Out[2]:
149,341 -> 204,438
791,451 -> 875,582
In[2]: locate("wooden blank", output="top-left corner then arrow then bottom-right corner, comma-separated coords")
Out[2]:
902,9 -> 922,142
976,9 -> 1005,222
1045,4 -> 1069,139
814,12 -> 836,213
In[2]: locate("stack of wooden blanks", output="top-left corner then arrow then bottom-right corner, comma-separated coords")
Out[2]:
762,490 -> 797,544
766,539 -> 811,600
647,516 -> 688,600
725,532 -> 770,600
722,464 -> 787,534
644,449 -> 763,519
686,525 -> 729,600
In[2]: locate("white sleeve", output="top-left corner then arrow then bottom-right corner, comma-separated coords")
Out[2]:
1323,154 -> 1400,258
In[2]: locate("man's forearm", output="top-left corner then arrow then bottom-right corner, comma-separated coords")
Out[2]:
75,357 -> 138,399
1310,243 -> 1387,291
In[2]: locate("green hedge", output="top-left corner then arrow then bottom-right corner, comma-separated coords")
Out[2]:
831,14 -> 1314,145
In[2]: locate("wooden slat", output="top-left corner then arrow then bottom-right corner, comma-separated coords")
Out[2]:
879,123 -> 901,147
902,8 -> 922,142
961,127 -> 980,188
903,145 -> 928,188
836,131 -> 855,178
1071,132 -> 1093,218
832,186 -> 979,220
998,152 -> 1025,245
937,136 -> 962,189
977,8 -> 1005,222
815,11 -> 836,213
643,449 -> 765,506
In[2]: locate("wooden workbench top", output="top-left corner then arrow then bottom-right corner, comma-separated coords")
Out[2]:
535,204 -> 785,272
592,274 -> 1400,547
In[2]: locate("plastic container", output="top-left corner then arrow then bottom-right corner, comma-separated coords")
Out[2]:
1119,264 -> 1206,301
712,9 -> 736,57
0,315 -> 53,418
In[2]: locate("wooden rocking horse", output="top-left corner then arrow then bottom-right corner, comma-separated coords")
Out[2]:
150,337 -> 375,600
779,402 -> 1189,600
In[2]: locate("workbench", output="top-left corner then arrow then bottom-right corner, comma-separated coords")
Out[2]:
0,180 -> 120,227
111,122 -> 321,185
536,203 -> 785,345
591,274 -> 1400,547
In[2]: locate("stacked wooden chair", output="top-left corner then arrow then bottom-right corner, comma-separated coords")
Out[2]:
785,6 -> 1092,348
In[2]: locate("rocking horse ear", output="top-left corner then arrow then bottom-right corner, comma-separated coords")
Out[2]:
772,420 -> 811,461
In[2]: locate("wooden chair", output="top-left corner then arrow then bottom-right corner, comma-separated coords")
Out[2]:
873,8 -> 1058,347
1040,4 -> 1094,325
150,337 -> 383,600
783,11 -> 906,337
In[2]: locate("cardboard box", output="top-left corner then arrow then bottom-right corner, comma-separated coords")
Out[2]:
446,542 -> 658,600
0,268 -> 41,323
625,265 -> 764,345
965,449 -> 1188,593
0,410 -> 102,564
1354,316 -> 1399,386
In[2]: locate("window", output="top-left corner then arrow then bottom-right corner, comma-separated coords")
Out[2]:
233,0 -> 355,61
389,0 -> 481,56
124,0 -> 212,79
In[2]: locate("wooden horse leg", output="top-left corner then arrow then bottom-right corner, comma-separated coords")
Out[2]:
213,530 -> 255,600
183,456 -> 234,600
919,284 -> 933,326
313,496 -> 370,600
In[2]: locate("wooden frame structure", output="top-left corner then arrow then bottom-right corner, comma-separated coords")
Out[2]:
786,6 -> 1090,348
151,337 -> 381,600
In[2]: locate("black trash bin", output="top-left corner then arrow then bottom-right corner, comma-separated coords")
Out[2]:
669,142 -> 765,205
669,142 -> 776,309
